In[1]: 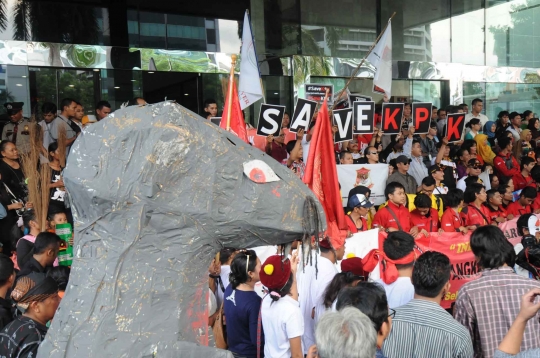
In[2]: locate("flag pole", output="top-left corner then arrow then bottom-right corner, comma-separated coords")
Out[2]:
331,12 -> 396,110
226,54 -> 237,131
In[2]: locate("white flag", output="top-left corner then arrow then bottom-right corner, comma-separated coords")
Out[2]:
367,21 -> 392,98
238,10 -> 264,110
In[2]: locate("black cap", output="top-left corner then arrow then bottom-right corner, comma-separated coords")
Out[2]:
4,102 -> 23,115
396,155 -> 411,165
429,164 -> 444,173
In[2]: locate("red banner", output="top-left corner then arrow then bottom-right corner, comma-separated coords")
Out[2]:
388,216 -> 532,309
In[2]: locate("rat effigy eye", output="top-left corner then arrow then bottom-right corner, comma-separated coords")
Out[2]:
243,160 -> 281,184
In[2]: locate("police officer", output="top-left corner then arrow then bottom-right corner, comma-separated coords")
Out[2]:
1,102 -> 32,153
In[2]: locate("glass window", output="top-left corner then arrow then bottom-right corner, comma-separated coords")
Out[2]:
139,12 -> 166,48
299,0 -> 377,58
381,0 -> 451,63
451,1 -> 485,65
487,0 -> 540,67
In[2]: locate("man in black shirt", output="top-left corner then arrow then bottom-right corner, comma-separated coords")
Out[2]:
17,232 -> 61,280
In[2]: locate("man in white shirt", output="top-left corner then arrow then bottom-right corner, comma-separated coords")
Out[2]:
297,238 -> 344,354
465,98 -> 489,127
507,112 -> 523,142
363,231 -> 416,308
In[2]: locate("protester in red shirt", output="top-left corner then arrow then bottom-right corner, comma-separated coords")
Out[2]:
461,183 -> 491,229
498,184 -> 514,210
410,194 -> 439,234
265,128 -> 289,163
530,165 -> 540,213
512,156 -> 536,191
484,189 -> 509,223
372,182 -> 419,237
507,187 -> 536,217
346,193 -> 373,234
441,189 -> 468,233
494,136 -> 520,180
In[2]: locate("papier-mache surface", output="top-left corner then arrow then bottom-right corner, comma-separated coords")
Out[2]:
38,101 -> 325,357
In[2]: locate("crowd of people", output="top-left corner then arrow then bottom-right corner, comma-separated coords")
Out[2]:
0,93 -> 540,357
207,98 -> 540,358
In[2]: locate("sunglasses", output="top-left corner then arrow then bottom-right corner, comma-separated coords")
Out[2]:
368,151 -> 378,155
468,164 -> 481,169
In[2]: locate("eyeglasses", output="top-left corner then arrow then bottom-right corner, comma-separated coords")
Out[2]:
388,308 -> 396,319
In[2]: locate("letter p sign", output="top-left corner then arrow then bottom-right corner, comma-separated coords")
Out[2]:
412,103 -> 432,134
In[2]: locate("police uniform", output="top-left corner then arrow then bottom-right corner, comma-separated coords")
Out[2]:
1,102 -> 32,153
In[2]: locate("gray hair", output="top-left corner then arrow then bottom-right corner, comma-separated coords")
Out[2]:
315,307 -> 377,358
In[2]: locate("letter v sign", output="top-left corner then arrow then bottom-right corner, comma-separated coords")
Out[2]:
446,114 -> 465,142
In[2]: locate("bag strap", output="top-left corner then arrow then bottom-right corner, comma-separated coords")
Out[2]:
385,205 -> 403,231
217,276 -> 225,293
257,294 -> 268,358
469,205 -> 489,225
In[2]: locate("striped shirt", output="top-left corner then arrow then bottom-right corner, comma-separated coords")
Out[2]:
382,299 -> 473,358
454,267 -> 540,358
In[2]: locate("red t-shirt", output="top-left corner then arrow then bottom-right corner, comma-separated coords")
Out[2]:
410,208 -> 439,232
372,201 -> 413,232
346,215 -> 367,233
485,204 -> 508,222
461,204 -> 492,227
533,194 -> 540,212
512,172 -> 535,191
506,201 -> 532,217
493,152 -> 520,179
440,208 -> 463,232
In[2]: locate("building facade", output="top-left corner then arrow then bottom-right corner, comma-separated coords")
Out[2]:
0,0 -> 538,124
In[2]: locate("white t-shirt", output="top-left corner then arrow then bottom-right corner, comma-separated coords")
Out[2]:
297,253 -> 338,353
375,277 -> 414,309
216,265 -> 231,308
302,134 -> 311,164
262,295 -> 304,358
465,113 -> 489,127
311,256 -> 339,323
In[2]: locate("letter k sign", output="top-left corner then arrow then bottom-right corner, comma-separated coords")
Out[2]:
446,114 -> 465,142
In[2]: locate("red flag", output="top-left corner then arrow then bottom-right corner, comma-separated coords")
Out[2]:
220,79 -> 248,143
303,99 -> 347,248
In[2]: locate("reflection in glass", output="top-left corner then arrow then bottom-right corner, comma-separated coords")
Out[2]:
487,0 -> 540,68
451,4 -> 485,65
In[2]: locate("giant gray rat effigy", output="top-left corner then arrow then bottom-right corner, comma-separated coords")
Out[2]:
38,101 -> 325,357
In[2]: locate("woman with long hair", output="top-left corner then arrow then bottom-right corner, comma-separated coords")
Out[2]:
527,117 -> 540,141
223,250 -> 262,358
514,129 -> 535,164
461,139 -> 483,165
323,257 -> 367,310
455,148 -> 471,180
47,142 -> 66,212
474,134 -> 496,166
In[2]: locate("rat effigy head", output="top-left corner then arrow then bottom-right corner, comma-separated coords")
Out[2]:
40,101 -> 325,357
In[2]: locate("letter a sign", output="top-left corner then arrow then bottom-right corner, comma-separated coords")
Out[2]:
381,103 -> 404,135
446,113 -> 466,143
290,98 -> 317,133
412,103 -> 432,134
